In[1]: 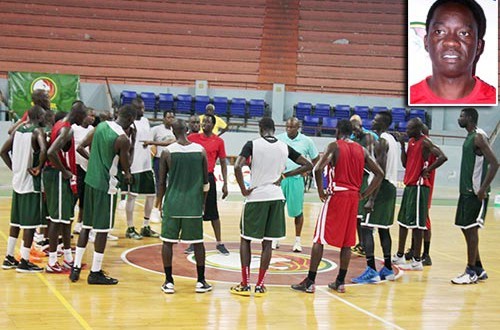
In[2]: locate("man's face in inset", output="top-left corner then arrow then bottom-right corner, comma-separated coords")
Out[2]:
425,2 -> 483,79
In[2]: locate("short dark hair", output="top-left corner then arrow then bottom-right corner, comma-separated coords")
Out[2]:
119,104 -> 138,121
377,111 -> 393,129
426,0 -> 486,40
54,111 -> 67,122
259,117 -> 275,131
163,110 -> 174,118
337,119 -> 353,136
131,97 -> 144,108
461,107 -> 478,124
204,113 -> 216,125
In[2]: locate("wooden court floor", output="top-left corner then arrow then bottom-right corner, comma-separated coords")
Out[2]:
1,196 -> 500,329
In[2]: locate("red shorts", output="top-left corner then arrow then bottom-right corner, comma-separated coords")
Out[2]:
313,190 -> 359,248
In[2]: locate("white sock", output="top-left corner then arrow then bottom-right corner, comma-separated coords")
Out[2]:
295,236 -> 301,243
7,237 -> 17,257
49,252 -> 58,266
20,246 -> 30,261
91,252 -> 104,272
144,195 -> 154,219
64,249 -> 73,263
126,195 -> 136,227
74,247 -> 86,268
143,218 -> 150,227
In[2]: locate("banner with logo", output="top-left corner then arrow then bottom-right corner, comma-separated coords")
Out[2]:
8,72 -> 80,116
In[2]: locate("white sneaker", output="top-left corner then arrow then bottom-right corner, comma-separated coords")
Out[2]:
118,199 -> 127,210
391,253 -> 406,265
150,208 -> 161,223
271,240 -> 280,250
398,258 -> 423,271
292,241 -> 302,252
107,233 -> 118,241
451,268 -> 478,285
161,282 -> 175,294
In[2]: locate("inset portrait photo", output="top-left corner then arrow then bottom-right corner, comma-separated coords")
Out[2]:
408,0 -> 498,106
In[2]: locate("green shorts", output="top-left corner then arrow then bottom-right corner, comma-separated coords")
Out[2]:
40,195 -> 49,228
455,194 -> 488,229
161,213 -> 203,244
357,173 -> 370,220
397,185 -> 430,229
122,171 -> 156,196
362,179 -> 396,228
83,185 -> 117,232
281,176 -> 305,218
43,167 -> 76,224
10,192 -> 42,229
240,200 -> 286,241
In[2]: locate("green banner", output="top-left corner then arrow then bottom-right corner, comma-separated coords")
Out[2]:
8,72 -> 80,116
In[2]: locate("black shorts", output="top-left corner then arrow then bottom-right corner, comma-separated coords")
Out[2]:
76,165 -> 86,209
203,173 -> 219,221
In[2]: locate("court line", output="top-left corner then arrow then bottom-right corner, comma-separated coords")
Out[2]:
317,287 -> 406,330
0,230 -> 92,330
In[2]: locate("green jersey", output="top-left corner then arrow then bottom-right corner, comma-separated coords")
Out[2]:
164,142 -> 205,217
460,128 -> 489,195
85,121 -> 125,193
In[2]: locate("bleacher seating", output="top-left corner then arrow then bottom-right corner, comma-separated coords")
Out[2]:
176,94 -> 193,114
334,104 -> 351,120
354,106 -> 369,119
158,93 -> 174,111
140,92 -> 156,112
194,95 -> 210,114
213,96 -> 229,116
372,106 -> 389,117
230,98 -> 247,118
409,108 -> 426,123
120,90 -> 137,105
249,99 -> 265,118
391,107 -> 407,123
302,115 -> 320,136
362,118 -> 372,130
397,121 -> 408,132
321,117 -> 337,136
295,102 -> 312,120
314,103 -> 331,118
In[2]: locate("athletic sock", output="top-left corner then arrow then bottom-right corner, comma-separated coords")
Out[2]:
20,246 -> 30,261
397,252 -> 404,258
125,195 -> 136,227
91,252 -> 104,272
257,268 -> 267,286
197,265 -> 205,282
337,268 -> 347,283
164,266 -> 174,283
7,237 -> 17,257
367,256 -> 376,270
64,249 -> 73,263
423,241 -> 430,256
384,255 -> 392,270
241,266 -> 250,286
143,218 -> 150,227
307,271 -> 317,282
74,247 -> 86,268
48,252 -> 58,266
295,236 -> 301,243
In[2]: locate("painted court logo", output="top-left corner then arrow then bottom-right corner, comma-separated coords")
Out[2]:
30,77 -> 58,100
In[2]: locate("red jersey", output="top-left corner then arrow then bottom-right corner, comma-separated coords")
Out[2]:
410,76 -> 497,105
188,132 -> 226,173
403,136 -> 430,187
325,140 -> 365,193
47,120 -> 76,175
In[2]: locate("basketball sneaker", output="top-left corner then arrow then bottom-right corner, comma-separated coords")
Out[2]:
451,267 -> 478,285
379,266 -> 396,281
230,283 -> 251,297
150,208 -> 161,223
328,280 -> 345,293
292,241 -> 302,253
140,226 -> 159,238
254,285 -> 267,297
107,233 -> 119,241
88,270 -> 118,285
476,268 -> 488,281
16,259 -> 43,273
46,261 -> 65,274
398,258 -> 423,271
216,244 -> 230,256
195,280 -> 213,293
351,266 -> 381,284
351,244 -> 366,257
69,266 -> 81,282
2,255 -> 19,269
421,254 -> 432,266
161,281 -> 175,294
184,244 -> 194,254
291,278 -> 315,293
391,253 -> 406,265
125,227 -> 142,240
404,248 -> 414,261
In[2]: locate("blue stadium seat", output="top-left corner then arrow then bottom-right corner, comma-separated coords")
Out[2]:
120,90 -> 137,105
372,106 -> 389,118
409,108 -> 427,123
362,118 -> 372,130
249,99 -> 265,118
302,115 -> 320,136
295,102 -> 312,120
391,107 -> 407,123
354,106 -> 370,119
397,121 -> 408,132
230,98 -> 247,118
213,96 -> 228,116
158,93 -> 174,111
334,104 -> 351,120
321,117 -> 337,136
140,92 -> 156,112
176,94 -> 193,114
194,95 -> 210,114
314,103 -> 331,118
